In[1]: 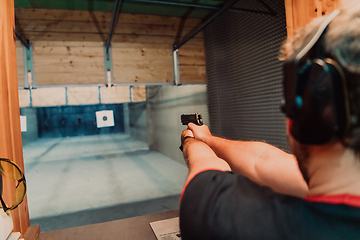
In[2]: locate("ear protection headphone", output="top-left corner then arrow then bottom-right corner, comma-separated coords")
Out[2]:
281,9 -> 352,144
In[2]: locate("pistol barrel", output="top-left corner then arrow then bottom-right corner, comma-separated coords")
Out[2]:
181,113 -> 203,126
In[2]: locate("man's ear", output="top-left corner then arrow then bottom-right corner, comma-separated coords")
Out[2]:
285,118 -> 293,136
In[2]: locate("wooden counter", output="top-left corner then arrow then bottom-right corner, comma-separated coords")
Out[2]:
40,210 -> 179,240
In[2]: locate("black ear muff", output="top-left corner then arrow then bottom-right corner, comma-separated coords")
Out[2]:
282,9 -> 351,145
290,59 -> 346,144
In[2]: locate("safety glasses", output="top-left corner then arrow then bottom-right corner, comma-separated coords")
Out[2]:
0,158 -> 27,213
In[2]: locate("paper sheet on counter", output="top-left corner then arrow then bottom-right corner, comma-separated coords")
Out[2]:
150,217 -> 181,240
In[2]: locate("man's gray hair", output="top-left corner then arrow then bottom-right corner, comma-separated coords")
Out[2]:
280,0 -> 360,153
280,0 -> 360,73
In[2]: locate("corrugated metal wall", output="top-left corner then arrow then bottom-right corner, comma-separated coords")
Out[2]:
204,0 -> 289,150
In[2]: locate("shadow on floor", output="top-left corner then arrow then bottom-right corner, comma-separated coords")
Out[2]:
31,195 -> 181,232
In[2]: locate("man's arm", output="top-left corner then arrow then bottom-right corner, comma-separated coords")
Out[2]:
187,123 -> 309,198
181,130 -> 231,183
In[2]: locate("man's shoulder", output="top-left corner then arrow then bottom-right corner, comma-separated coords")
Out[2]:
180,170 -> 303,239
183,169 -> 290,202
180,170 -> 360,240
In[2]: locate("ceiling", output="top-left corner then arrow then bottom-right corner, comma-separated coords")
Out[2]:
14,0 -> 274,18
14,0 -> 223,18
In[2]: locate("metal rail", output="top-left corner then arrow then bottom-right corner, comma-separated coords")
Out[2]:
14,29 -> 30,49
105,0 -> 123,53
126,0 -> 276,16
21,82 -> 173,89
174,0 -> 241,50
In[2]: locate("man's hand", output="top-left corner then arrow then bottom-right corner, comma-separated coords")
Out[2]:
187,123 -> 212,143
180,127 -> 231,182
181,129 -> 194,143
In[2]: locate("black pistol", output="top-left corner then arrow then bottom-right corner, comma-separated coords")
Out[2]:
179,113 -> 203,152
181,113 -> 203,126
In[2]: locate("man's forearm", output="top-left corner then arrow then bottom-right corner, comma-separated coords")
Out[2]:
182,138 -> 231,183
203,136 -> 308,197
204,136 -> 280,172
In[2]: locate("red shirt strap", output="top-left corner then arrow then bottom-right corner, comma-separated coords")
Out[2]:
180,168 -> 223,203
305,194 -> 360,208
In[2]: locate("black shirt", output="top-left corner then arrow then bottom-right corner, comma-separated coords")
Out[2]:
180,170 -> 360,240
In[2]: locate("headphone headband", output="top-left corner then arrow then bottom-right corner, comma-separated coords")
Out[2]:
295,10 -> 340,64
282,10 -> 352,144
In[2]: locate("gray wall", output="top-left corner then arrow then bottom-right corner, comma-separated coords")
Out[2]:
20,107 -> 38,146
127,102 -> 148,143
146,85 -> 208,164
204,0 -> 289,151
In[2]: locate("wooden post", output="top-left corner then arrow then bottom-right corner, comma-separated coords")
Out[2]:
284,0 -> 340,38
0,0 -> 30,236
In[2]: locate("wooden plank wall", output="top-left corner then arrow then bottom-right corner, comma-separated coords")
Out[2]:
32,42 -> 105,86
285,0 -> 340,38
132,86 -> 147,102
18,89 -> 30,107
15,8 -> 206,86
100,86 -> 130,104
18,86 -> 145,107
0,0 -> 30,236
31,88 -> 66,106
66,86 -> 99,105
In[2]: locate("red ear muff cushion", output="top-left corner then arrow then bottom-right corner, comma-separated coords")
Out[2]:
288,119 -> 293,134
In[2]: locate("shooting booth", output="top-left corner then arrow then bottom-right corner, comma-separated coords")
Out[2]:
0,0 -> 340,239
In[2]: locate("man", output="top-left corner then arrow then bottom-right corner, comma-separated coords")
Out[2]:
179,1 -> 360,239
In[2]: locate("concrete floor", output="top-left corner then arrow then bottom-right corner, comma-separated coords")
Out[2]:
23,134 -> 188,231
